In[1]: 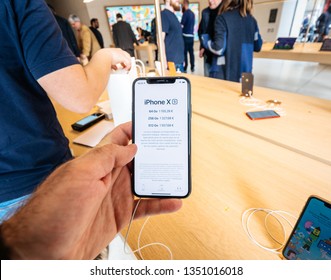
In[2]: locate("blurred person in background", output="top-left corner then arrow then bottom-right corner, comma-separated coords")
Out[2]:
68,14 -> 101,65
136,26 -> 151,43
198,0 -> 223,76
112,13 -> 139,57
315,4 -> 331,42
181,0 -> 195,73
201,0 -> 262,81
48,5 -> 80,58
90,18 -> 104,48
161,0 -> 185,72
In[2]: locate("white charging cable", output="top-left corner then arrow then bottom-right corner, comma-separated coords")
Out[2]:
124,198 -> 173,260
242,208 -> 297,254
239,95 -> 265,108
135,59 -> 146,77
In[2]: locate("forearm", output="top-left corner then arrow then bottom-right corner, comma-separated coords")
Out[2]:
0,190 -> 69,260
38,48 -> 131,113
1,220 -> 26,259
201,33 -> 225,56
0,200 -> 51,260
0,225 -> 12,259
38,64 -> 104,113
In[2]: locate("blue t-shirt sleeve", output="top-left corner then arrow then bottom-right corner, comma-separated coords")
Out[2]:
161,11 -> 170,34
13,0 -> 79,80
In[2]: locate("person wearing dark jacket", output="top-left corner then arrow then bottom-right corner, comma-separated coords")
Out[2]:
90,18 -> 104,48
48,5 -> 80,57
315,5 -> 331,42
201,0 -> 262,82
198,0 -> 223,76
112,13 -> 139,57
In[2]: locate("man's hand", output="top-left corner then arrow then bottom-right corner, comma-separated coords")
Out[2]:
2,122 -> 182,259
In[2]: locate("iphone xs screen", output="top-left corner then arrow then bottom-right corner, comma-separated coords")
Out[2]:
132,77 -> 191,198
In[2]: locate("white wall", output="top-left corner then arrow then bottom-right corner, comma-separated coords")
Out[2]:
47,0 -> 90,24
254,0 -> 307,42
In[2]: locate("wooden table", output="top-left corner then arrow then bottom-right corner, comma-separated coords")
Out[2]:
134,42 -> 157,68
188,74 -> 331,165
53,74 -> 331,259
125,114 -> 331,259
254,42 -> 331,65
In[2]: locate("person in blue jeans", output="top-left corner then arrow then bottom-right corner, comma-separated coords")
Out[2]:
0,0 -> 131,222
181,0 -> 195,72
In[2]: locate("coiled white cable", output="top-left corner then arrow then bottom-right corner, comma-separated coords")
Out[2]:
242,208 -> 297,254
239,95 -> 265,108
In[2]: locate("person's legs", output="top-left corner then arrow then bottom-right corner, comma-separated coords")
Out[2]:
187,37 -> 195,72
183,36 -> 189,72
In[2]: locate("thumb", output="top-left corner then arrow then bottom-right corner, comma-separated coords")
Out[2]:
110,143 -> 137,168
80,143 -> 137,179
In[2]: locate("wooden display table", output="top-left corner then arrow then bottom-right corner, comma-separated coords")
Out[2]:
53,74 -> 331,259
254,42 -> 331,64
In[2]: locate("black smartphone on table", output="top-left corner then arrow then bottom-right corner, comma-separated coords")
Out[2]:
132,77 -> 191,198
71,112 -> 105,132
246,110 -> 280,120
282,196 -> 331,260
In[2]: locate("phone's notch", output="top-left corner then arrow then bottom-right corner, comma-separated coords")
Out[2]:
147,78 -> 176,84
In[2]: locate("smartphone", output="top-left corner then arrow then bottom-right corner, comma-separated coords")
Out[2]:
241,72 -> 254,96
246,110 -> 280,120
282,196 -> 331,260
132,77 -> 191,198
71,113 -> 105,132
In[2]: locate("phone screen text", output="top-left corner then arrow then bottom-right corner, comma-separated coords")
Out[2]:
133,78 -> 190,197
